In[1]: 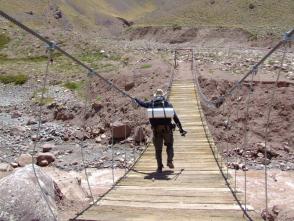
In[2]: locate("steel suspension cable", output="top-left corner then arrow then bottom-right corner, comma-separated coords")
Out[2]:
111,93 -> 115,185
233,86 -> 242,193
31,45 -> 57,221
80,75 -> 95,205
242,71 -> 255,213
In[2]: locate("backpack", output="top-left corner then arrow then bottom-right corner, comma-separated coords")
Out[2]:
147,96 -> 174,119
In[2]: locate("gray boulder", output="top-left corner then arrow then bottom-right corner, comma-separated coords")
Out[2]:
0,165 -> 62,221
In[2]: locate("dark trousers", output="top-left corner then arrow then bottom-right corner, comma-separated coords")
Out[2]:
152,125 -> 174,168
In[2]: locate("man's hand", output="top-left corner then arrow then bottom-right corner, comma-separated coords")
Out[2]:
132,98 -> 139,108
179,129 -> 187,137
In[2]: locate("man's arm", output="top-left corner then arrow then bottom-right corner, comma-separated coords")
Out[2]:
135,98 -> 152,108
173,112 -> 183,131
169,101 -> 187,136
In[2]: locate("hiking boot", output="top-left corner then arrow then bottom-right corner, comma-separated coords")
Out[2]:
156,167 -> 163,173
156,164 -> 164,173
167,162 -> 174,169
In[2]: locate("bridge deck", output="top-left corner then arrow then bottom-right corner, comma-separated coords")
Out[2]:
75,81 -> 260,221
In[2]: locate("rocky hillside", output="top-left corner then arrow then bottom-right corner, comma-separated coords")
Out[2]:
0,0 -> 157,35
138,0 -> 294,38
1,0 -> 293,38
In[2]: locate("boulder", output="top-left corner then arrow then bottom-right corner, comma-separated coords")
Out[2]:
0,165 -> 62,221
134,126 -> 145,143
0,163 -> 13,172
111,121 -> 131,139
125,82 -> 135,91
17,153 -> 32,167
36,153 -> 55,166
42,143 -> 55,153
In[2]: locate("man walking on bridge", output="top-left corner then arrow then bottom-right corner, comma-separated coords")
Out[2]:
135,89 -> 186,173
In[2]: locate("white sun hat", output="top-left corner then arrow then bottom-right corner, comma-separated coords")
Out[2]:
153,89 -> 166,97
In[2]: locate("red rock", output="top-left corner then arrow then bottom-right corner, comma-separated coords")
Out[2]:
36,153 -> 55,165
111,121 -> 131,139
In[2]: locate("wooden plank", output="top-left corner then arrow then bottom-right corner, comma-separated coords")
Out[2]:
96,200 -> 254,211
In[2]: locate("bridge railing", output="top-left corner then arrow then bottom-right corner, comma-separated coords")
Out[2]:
191,29 -> 293,221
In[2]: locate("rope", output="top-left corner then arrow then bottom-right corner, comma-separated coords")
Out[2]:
242,70 -> 255,212
263,43 -> 288,219
124,124 -> 127,174
166,66 -> 176,100
233,86 -> 242,193
111,98 -> 115,185
72,133 -> 150,220
0,10 -> 135,101
80,76 -> 95,205
31,46 -> 57,221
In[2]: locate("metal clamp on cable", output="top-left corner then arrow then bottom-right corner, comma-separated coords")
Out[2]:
251,65 -> 258,76
87,70 -> 96,78
46,41 -> 56,51
283,30 -> 294,42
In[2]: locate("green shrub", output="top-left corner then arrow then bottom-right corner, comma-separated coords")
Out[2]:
141,64 -> 152,69
172,24 -> 182,31
63,81 -> 81,90
0,34 -> 10,49
0,74 -> 28,85
33,97 -> 54,106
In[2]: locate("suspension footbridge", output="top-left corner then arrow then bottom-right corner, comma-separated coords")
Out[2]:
0,10 -> 293,221
74,62 -> 261,220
